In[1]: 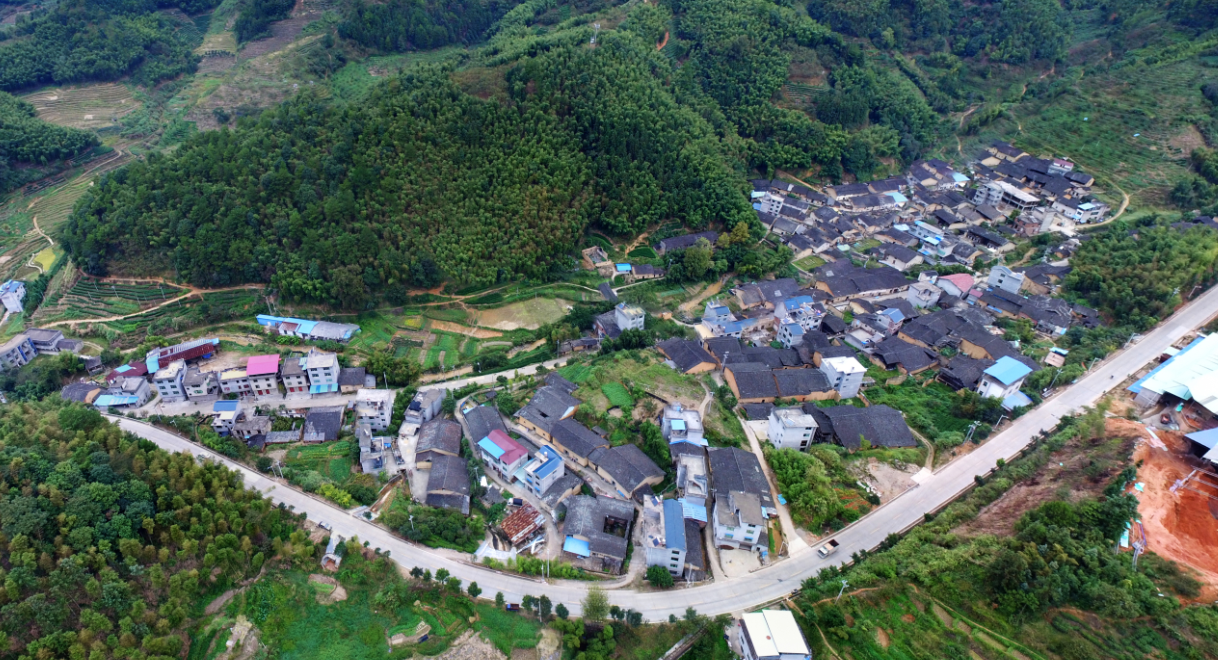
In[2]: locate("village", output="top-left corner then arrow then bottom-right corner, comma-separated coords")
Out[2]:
18,137 -> 1218,660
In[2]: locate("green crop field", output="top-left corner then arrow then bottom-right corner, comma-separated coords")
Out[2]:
794,255 -> 827,270
600,382 -> 635,408
285,442 -> 352,481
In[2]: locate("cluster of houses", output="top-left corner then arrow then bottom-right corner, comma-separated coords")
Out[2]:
1,326 -> 88,373
753,146 -> 1106,275
70,337 -> 379,412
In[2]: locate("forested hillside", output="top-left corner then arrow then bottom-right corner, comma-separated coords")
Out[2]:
338,0 -> 524,52
0,91 -> 98,194
0,400 -> 319,659
0,0 -> 215,91
63,29 -> 762,302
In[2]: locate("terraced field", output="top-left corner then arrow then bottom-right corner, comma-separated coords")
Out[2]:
53,280 -> 188,320
21,83 -> 140,130
25,154 -> 131,234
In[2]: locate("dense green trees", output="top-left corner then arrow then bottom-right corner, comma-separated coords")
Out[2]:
0,0 -> 210,91
1065,221 -> 1218,331
65,30 -> 755,297
0,400 -> 318,659
338,0 -> 521,52
811,0 -> 1068,63
0,91 -> 97,193
234,0 -> 294,43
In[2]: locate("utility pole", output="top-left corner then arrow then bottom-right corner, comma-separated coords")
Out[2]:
835,580 -> 849,603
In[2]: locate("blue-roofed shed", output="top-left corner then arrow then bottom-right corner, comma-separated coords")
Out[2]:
615,263 -> 632,272
984,356 -> 1033,385
214,400 -> 240,412
563,536 -> 591,557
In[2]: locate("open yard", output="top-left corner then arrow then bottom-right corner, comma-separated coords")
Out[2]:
473,297 -> 569,330
562,352 -> 705,413
285,442 -> 353,482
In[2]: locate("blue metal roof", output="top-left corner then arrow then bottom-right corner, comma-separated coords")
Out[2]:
663,499 -> 686,552
879,308 -> 904,323
1186,428 -> 1218,449
256,314 -> 320,335
309,383 -> 338,394
563,536 -> 591,557
1128,335 -> 1207,394
615,263 -> 632,272
782,296 -> 815,311
671,419 -> 686,431
889,191 -> 909,203
680,498 -> 707,523
95,395 -> 139,407
1002,390 -> 1033,410
984,356 -> 1033,385
532,446 -> 562,478
213,400 -> 239,412
478,436 -> 505,459
0,280 -> 22,294
723,318 -> 758,333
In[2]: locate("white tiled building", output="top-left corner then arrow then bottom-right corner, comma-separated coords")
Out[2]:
151,359 -> 187,402
819,356 -> 866,399
767,408 -> 818,451
354,389 -> 394,431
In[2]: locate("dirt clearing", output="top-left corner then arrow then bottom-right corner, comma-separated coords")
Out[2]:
1135,429 -> 1218,598
308,574 -> 347,603
958,418 -> 1141,537
430,319 -> 502,338
474,298 -> 568,330
21,83 -> 139,130
860,458 -> 919,502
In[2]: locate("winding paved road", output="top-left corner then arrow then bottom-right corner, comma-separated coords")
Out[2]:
106,283 -> 1218,621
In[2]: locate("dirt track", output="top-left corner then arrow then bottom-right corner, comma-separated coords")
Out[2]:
1135,430 -> 1218,599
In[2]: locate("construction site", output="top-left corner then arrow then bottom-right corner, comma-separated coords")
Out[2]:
1122,330 -> 1218,599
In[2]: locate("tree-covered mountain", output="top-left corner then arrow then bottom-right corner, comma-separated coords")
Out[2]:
0,400 -> 320,659
0,91 -> 98,194
0,0 -> 215,92
63,29 -> 763,304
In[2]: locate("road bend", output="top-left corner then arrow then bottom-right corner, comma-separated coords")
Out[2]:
105,282 -> 1218,621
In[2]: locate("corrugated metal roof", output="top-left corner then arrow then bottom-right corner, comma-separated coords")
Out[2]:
984,356 -> 1033,385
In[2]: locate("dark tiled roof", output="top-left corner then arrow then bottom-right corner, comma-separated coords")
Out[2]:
545,372 -> 578,394
821,404 -> 917,450
872,337 -> 939,373
813,263 -> 910,298
656,232 -> 720,253
657,338 -> 716,373
588,444 -> 664,495
822,315 -> 848,335
728,365 -> 779,400
551,418 -> 609,458
418,418 -> 463,454
774,368 -> 833,397
595,311 -> 621,338
303,406 -> 343,442
563,495 -> 635,559
742,402 -> 775,420
939,355 -> 994,391
61,381 -> 101,402
801,329 -> 833,349
703,337 -> 743,362
464,405 -> 507,443
539,473 -> 584,509
518,386 -> 581,434
426,493 -> 470,515
338,367 -> 367,387
427,452 -> 471,497
707,447 -> 772,510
